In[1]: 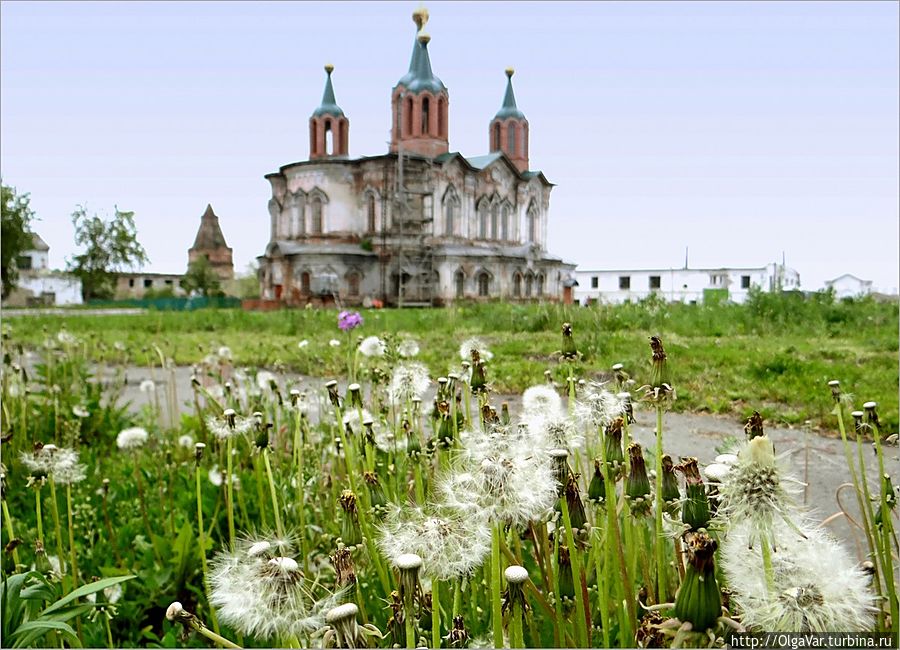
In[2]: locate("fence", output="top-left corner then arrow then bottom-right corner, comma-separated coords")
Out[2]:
87,296 -> 242,311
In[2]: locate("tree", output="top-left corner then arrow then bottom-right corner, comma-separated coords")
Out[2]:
1,182 -> 36,299
181,255 -> 222,297
68,206 -> 149,301
234,262 -> 260,299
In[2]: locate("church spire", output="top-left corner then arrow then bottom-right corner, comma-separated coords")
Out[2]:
390,5 -> 449,157
309,64 -> 349,159
489,67 -> 529,172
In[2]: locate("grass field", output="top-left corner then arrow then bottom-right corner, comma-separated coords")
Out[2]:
6,291 -> 898,432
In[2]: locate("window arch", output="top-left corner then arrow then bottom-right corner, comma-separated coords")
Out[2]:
301,271 -> 311,295
437,98 -> 445,137
536,273 -> 544,297
268,198 -> 281,239
443,186 -> 460,236
324,120 -> 333,156
508,123 -> 517,156
454,270 -> 465,298
366,193 -> 376,233
501,203 -> 511,241
405,96 -> 414,136
491,203 -> 499,240
477,200 -> 489,239
525,272 -> 534,298
526,201 -> 538,243
513,272 -> 522,298
421,96 -> 430,135
290,192 -> 305,238
493,123 -> 501,151
310,196 -> 323,234
347,271 -> 361,297
477,272 -> 490,297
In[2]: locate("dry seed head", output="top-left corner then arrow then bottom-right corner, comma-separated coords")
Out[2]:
395,553 -> 422,571
504,565 -> 528,584
166,601 -> 185,621
326,602 -> 359,624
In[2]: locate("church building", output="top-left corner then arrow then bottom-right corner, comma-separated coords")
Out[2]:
258,7 -> 574,306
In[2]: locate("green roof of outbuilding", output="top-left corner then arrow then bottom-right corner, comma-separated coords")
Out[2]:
465,152 -> 504,169
494,69 -> 525,120
312,65 -> 345,118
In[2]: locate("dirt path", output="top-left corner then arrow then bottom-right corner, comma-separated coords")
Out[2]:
112,365 -> 895,556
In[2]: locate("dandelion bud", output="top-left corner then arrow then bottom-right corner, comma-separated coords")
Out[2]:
325,380 -> 341,407
660,454 -> 681,516
254,423 -> 270,451
863,401 -> 879,429
874,473 -> 896,530
339,490 -> 363,548
347,383 -> 362,408
564,473 -> 589,534
331,547 -> 357,587
560,322 -> 578,360
556,544 -> 575,600
649,336 -> 670,388
289,388 -> 301,406
673,531 -> 722,631
677,457 -> 711,531
548,448 -> 570,493
364,471 -> 387,517
603,417 -> 625,478
827,380 -> 842,402
470,360 -> 487,395
447,615 -> 470,648
500,402 -> 511,425
588,459 -> 605,505
194,442 -> 206,463
625,443 -> 652,516
395,553 -> 423,611
166,601 -> 186,621
744,411 -> 765,440
851,410 -> 865,435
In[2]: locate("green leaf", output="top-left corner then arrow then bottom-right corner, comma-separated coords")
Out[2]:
12,619 -> 80,648
41,575 -> 135,617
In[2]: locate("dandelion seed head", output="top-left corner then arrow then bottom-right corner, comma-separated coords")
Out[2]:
72,405 -> 89,418
329,339 -> 341,347
116,427 -> 148,450
397,338 -> 420,358
703,462 -> 732,482
459,337 -> 493,362
206,413 -> 254,440
521,385 -> 562,418
256,371 -> 277,392
166,601 -> 184,621
388,362 -> 431,404
504,565 -> 528,584
574,381 -> 625,429
218,346 -> 232,360
358,336 -> 386,358
298,339 -> 309,349
21,446 -> 86,484
178,434 -> 195,448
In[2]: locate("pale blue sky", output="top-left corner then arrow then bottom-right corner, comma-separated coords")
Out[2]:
2,1 -> 898,291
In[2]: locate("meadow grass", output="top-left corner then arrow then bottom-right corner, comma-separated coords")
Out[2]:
6,291 -> 897,432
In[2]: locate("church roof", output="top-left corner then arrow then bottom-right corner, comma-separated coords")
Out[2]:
493,68 -> 525,120
190,204 -> 230,251
312,64 -> 345,118
396,7 -> 446,95
28,232 -> 49,251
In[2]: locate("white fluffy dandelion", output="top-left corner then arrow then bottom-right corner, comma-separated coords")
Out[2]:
116,427 -> 149,450
57,330 -> 77,345
178,434 -> 195,448
21,446 -> 86,484
388,362 -> 431,404
298,339 -> 309,349
573,381 -> 625,429
208,466 -> 241,490
722,520 -> 876,632
209,534 -> 344,640
139,379 -> 155,394
206,412 -> 254,440
459,337 -> 493,362
378,505 -> 491,581
358,336 -> 386,358
525,412 -> 584,452
72,405 -> 89,418
218,346 -> 232,360
397,338 -> 420,358
256,370 -> 277,392
521,385 -> 563,419
329,339 -> 341,348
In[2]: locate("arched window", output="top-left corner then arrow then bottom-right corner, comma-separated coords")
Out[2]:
301,272 -> 311,295
478,202 -> 488,239
421,96 -> 430,135
406,96 -> 414,136
477,272 -> 490,297
367,194 -> 376,233
513,272 -> 522,298
347,272 -> 360,297
445,200 -> 455,235
527,202 -> 538,243
324,120 -> 333,156
508,123 -> 517,156
493,123 -> 501,151
311,196 -> 323,234
437,98 -> 445,137
455,270 -> 465,298
536,273 -> 544,297
291,193 -> 305,238
491,204 -> 499,240
501,204 -> 510,241
525,273 -> 534,298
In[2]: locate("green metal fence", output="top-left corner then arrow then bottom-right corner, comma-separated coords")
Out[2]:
87,296 -> 242,311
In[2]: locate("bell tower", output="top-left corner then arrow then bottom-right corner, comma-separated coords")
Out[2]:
489,68 -> 529,172
309,64 -> 349,159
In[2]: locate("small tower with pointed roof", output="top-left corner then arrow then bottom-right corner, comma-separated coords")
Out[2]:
489,68 -> 529,172
310,64 -> 349,159
390,6 -> 449,158
188,204 -> 234,280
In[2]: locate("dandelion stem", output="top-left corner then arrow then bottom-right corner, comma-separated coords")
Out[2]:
593,526 -> 611,648
65,484 -> 79,591
252,457 -> 269,530
1,500 -> 21,568
225,435 -> 236,547
262,449 -> 284,539
195,461 -> 219,634
190,620 -> 242,649
104,613 -> 114,648
509,598 -> 525,649
560,495 -> 589,647
760,534 -> 776,595
432,579 -> 441,649
491,521 -> 504,649
654,405 -> 668,602
48,478 -> 67,586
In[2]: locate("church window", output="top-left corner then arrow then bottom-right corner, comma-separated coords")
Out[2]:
536,273 -> 544,296
367,194 -> 376,233
311,197 -> 323,234
422,96 -> 430,135
508,123 -> 517,156
478,203 -> 488,239
438,98 -> 445,137
513,272 -> 522,298
301,272 -> 311,295
445,200 -> 455,235
324,120 -> 333,156
477,272 -> 490,297
347,272 -> 360,296
525,272 -> 533,298
501,204 -> 510,240
406,96 -> 414,136
455,270 -> 465,298
527,202 -> 538,243
491,204 -> 499,240
493,123 -> 501,151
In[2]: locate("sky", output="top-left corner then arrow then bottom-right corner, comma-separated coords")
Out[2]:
2,1 -> 898,292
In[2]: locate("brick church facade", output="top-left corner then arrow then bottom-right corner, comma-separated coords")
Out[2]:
258,7 -> 574,306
